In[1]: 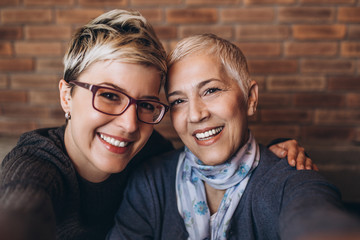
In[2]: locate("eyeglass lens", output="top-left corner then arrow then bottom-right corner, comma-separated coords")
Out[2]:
94,87 -> 165,123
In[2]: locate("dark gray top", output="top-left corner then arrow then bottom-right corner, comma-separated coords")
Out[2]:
107,145 -> 360,240
0,126 -> 173,240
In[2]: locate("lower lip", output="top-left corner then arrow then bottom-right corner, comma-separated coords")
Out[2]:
194,129 -> 223,146
98,135 -> 130,154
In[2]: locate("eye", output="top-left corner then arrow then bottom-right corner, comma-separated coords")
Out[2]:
170,99 -> 184,107
99,92 -> 121,101
204,87 -> 221,95
138,101 -> 155,111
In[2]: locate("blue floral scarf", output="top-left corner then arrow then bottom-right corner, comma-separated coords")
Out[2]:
175,132 -> 259,240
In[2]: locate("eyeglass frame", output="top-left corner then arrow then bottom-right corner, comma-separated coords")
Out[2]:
68,81 -> 169,124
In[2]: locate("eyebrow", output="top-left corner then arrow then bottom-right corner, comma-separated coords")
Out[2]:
167,78 -> 220,98
99,82 -> 160,101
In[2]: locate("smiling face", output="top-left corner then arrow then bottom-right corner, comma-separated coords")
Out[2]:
167,53 -> 258,166
59,61 -> 161,182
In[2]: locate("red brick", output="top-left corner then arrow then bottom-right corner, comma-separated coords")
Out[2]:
236,25 -> 290,40
79,0 -> 126,6
139,9 -> 163,23
328,76 -> 360,91
0,43 -> 13,56
267,76 -> 326,91
221,8 -> 274,23
154,26 -> 177,40
341,42 -> 360,57
338,7 -> 360,23
0,120 -> 36,136
348,25 -> 360,40
245,0 -> 295,4
293,25 -> 346,40
354,129 -> 360,144
250,124 -> 299,145
11,74 -> 59,89
236,42 -> 281,57
300,0 -> 355,3
0,0 -> 20,6
0,75 -> 8,88
56,9 -> 104,24
29,90 -> 59,105
294,93 -> 346,108
15,42 -> 62,56
36,58 -> 63,73
0,59 -> 34,72
261,109 -> 312,123
180,26 -> 233,39
258,93 -> 292,108
132,0 -> 182,5
0,90 -> 27,103
24,0 -> 74,5
248,60 -> 297,74
166,8 -> 217,24
301,126 -> 354,142
301,60 -> 355,74
285,42 -> 337,57
25,26 -> 72,40
315,110 -> 360,125
347,94 -> 360,108
251,76 -> 265,91
279,7 -> 334,22
0,27 -> 23,40
189,0 -> 241,4
1,9 -> 52,24
1,104 -> 50,118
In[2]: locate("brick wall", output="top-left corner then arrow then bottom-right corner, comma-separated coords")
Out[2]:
1,0 -> 360,199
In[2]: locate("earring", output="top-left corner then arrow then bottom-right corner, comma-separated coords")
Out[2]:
65,112 -> 71,120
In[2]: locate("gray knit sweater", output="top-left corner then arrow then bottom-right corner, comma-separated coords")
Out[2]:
0,126 -> 173,240
108,146 -> 360,240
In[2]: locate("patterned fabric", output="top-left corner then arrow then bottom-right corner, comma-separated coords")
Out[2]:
175,132 -> 260,240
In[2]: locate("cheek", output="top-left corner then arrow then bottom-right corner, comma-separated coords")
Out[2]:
170,110 -> 185,135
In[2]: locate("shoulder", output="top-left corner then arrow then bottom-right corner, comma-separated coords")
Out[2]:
249,145 -> 340,201
1,126 -> 73,191
129,130 -> 175,168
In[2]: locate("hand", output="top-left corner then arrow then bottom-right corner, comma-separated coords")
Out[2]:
269,139 -> 319,171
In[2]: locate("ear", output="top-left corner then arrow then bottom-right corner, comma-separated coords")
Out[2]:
59,79 -> 72,113
247,80 -> 258,117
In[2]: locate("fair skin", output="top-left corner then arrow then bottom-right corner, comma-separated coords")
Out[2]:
167,52 -> 262,214
59,60 -> 161,183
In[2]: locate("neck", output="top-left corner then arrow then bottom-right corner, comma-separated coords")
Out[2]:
204,182 -> 226,215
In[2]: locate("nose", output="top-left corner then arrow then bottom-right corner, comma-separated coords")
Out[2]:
188,97 -> 210,123
113,103 -> 139,133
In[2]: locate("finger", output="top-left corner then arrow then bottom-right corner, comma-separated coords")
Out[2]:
286,143 -> 299,167
305,157 -> 313,170
294,150 -> 305,170
269,145 -> 287,158
313,163 -> 319,172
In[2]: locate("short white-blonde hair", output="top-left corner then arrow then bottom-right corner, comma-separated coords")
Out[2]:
167,33 -> 251,101
63,9 -> 167,88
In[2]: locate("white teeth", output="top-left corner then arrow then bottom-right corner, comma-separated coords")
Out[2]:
195,127 -> 223,140
100,134 -> 129,147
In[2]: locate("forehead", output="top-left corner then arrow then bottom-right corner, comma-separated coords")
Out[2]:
80,60 -> 161,95
167,53 -> 232,91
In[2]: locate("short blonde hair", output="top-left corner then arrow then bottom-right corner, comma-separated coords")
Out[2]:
167,33 -> 251,101
63,9 -> 167,87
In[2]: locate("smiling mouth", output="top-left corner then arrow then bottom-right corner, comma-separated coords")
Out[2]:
195,127 -> 223,141
100,133 -> 129,147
